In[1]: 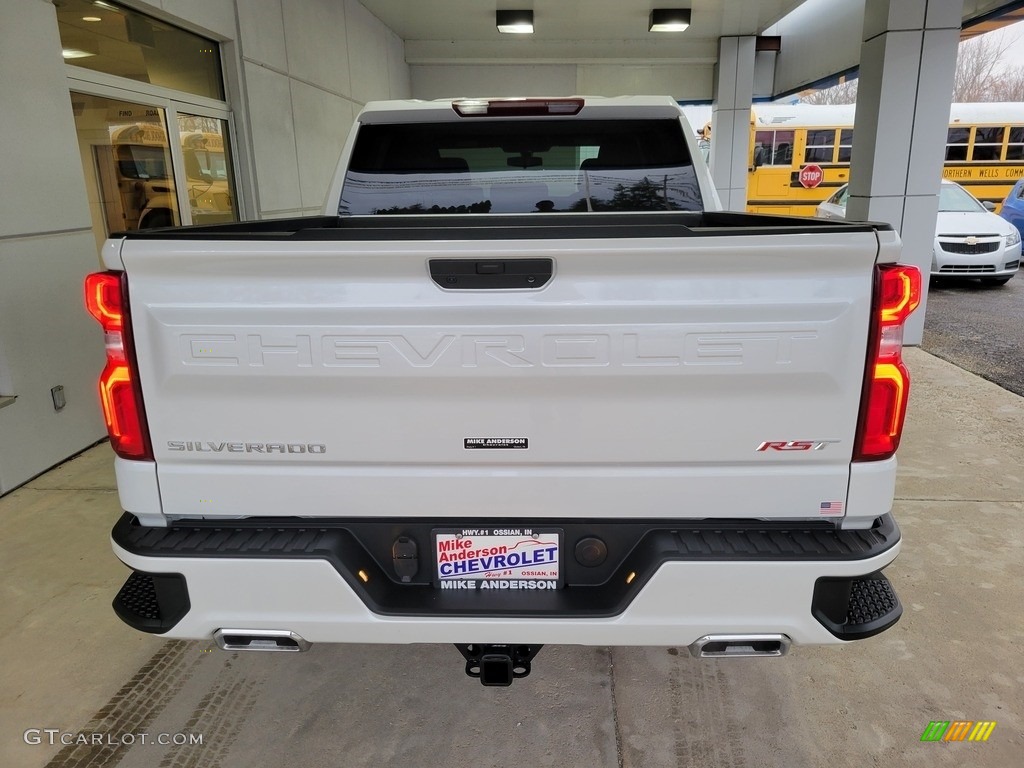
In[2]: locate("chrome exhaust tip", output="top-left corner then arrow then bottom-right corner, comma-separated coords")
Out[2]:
688,634 -> 791,658
213,629 -> 311,652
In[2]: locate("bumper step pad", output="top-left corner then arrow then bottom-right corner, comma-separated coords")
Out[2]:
811,571 -> 902,640
112,571 -> 190,634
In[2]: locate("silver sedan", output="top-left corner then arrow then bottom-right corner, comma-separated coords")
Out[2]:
816,180 -> 1021,286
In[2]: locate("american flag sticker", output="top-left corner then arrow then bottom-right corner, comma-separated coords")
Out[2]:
819,501 -> 844,516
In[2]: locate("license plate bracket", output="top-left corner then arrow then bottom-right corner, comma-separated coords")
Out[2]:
433,528 -> 562,590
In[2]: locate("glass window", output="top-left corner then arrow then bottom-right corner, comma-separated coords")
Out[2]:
72,94 -> 239,249
946,127 -> 970,161
938,183 -> 984,213
73,93 -> 181,237
827,186 -> 850,206
753,131 -> 773,167
804,129 -> 836,163
752,130 -> 794,166
1006,127 -> 1024,161
178,114 -> 238,225
971,126 -> 1005,161
341,120 -> 703,214
771,130 -> 794,165
837,129 -> 854,163
57,0 -> 223,100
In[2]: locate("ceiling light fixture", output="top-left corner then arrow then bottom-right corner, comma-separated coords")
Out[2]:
62,48 -> 96,59
82,16 -> 103,22
649,8 -> 691,32
496,9 -> 534,34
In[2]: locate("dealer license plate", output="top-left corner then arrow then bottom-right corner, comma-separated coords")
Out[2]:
433,528 -> 562,591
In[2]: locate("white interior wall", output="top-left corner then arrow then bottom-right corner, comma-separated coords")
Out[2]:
0,0 -> 409,494
411,63 -> 715,101
0,0 -> 106,493
234,0 -> 411,217
578,65 -> 714,101
412,66 -> 578,100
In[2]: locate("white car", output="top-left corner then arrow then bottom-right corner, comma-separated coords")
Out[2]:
816,180 -> 1021,285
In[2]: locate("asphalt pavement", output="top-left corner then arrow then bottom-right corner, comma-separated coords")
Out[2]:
923,275 -> 1024,397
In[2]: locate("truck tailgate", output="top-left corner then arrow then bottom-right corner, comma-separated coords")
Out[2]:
117,226 -> 881,521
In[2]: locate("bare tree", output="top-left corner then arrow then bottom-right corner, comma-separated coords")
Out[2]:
988,63 -> 1024,102
801,79 -> 859,105
952,33 -> 1012,101
801,29 -> 1019,104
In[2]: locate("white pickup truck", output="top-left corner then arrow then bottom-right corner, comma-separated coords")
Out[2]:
87,96 -> 919,686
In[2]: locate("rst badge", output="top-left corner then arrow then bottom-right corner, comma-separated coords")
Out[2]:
757,440 -> 841,452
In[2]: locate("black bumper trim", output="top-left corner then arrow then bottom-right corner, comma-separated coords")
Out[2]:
113,513 -> 899,620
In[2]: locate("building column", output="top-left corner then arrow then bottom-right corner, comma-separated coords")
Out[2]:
846,0 -> 963,344
710,36 -> 756,210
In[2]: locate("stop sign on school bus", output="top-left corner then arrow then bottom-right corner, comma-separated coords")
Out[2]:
799,164 -> 824,188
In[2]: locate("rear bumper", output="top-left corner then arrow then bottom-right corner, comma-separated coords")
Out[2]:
110,512 -> 902,647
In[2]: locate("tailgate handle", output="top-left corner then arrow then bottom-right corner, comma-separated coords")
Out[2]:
429,258 -> 552,289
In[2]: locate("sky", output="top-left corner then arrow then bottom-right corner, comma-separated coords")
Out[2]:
992,19 -> 1024,73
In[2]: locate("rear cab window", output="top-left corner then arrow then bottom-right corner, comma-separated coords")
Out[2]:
339,119 -> 702,215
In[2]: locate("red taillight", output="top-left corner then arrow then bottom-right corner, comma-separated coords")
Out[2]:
85,271 -> 152,460
85,272 -> 124,331
854,264 -> 922,461
878,266 -> 921,325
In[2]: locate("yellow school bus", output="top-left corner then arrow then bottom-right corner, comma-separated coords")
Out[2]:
100,124 -> 235,231
180,131 -> 236,226
747,102 -> 1024,216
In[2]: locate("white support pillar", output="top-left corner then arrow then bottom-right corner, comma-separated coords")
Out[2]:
846,0 -> 964,344
710,36 -> 756,210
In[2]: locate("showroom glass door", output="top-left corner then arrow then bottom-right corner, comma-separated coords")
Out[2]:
73,93 -> 180,237
175,113 -> 238,227
72,92 -> 240,252
59,0 -> 240,255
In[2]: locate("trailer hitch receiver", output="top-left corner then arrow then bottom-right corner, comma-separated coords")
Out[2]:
455,644 -> 543,686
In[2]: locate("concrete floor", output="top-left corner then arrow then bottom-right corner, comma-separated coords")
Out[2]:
1,348 -> 1021,768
